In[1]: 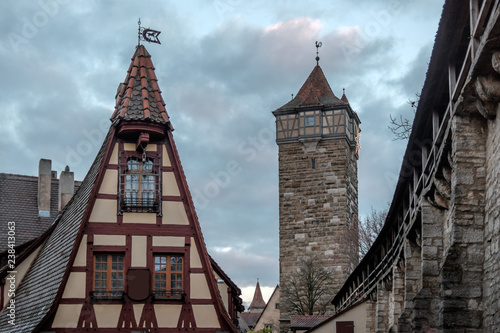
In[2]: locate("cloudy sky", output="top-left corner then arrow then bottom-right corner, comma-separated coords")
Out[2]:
1,0 -> 444,305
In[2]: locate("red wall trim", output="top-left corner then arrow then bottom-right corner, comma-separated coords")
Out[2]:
95,193 -> 115,200
84,223 -> 191,236
69,267 -> 86,273
161,196 -> 183,201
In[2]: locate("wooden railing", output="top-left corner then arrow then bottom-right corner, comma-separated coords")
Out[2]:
334,0 -> 498,312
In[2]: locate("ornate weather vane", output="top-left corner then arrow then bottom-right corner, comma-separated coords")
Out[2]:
138,18 -> 161,45
315,41 -> 322,65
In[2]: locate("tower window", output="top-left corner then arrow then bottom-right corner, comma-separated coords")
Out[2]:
119,153 -> 160,213
305,116 -> 315,127
311,158 -> 316,169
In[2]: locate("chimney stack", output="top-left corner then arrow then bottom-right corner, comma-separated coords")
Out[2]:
38,159 -> 52,217
59,165 -> 75,211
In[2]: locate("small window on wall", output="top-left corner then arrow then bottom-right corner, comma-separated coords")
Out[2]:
305,115 -> 315,127
119,154 -> 160,213
153,255 -> 184,299
93,254 -> 124,298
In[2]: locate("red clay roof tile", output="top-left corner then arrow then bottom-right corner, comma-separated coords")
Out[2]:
112,45 -> 170,126
275,65 -> 347,111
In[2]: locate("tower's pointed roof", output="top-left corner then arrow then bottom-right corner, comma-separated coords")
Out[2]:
111,45 -> 171,128
248,280 -> 266,311
276,65 -> 347,112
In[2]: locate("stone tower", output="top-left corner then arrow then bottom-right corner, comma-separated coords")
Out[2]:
273,63 -> 360,321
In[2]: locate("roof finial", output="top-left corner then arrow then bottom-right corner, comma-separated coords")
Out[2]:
315,41 -> 322,65
343,87 -> 345,95
138,18 -> 142,46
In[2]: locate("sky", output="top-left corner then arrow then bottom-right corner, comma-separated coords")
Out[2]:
0,0 -> 445,307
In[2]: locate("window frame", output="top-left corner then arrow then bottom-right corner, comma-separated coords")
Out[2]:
304,115 -> 316,127
92,253 -> 125,299
152,254 -> 185,300
119,150 -> 161,214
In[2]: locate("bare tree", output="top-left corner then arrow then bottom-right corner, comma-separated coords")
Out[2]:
388,93 -> 420,140
358,207 -> 387,258
281,254 -> 335,315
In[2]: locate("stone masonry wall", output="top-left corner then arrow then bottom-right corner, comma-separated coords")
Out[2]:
483,111 -> 500,329
398,239 -> 421,332
412,200 -> 445,331
439,113 -> 487,331
278,137 -> 358,320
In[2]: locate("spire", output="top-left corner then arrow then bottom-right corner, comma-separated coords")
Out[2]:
248,280 -> 266,311
341,87 -> 350,104
111,45 -> 171,128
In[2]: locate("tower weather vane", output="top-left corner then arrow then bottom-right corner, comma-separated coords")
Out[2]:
138,18 -> 161,45
315,41 -> 322,65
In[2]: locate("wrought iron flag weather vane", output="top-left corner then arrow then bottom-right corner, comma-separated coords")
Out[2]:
315,41 -> 322,65
138,18 -> 161,45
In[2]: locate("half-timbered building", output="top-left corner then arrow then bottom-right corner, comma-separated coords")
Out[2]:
0,44 -> 243,332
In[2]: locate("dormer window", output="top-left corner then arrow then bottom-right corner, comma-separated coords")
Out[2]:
119,152 -> 160,213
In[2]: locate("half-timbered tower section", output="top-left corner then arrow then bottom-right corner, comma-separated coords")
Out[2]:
0,45 -> 242,332
328,1 -> 500,332
273,63 -> 361,323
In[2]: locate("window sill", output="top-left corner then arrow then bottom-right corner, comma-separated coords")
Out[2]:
152,292 -> 185,302
120,201 -> 159,214
90,291 -> 125,302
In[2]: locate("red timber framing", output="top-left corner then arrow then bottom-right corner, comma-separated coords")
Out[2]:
0,45 -> 241,333
38,132 -> 237,331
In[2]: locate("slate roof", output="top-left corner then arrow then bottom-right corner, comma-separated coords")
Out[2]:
0,174 -> 81,254
289,315 -> 331,329
275,65 -> 347,112
0,174 -> 57,252
240,311 -> 261,328
111,45 -> 171,126
0,130 -> 111,332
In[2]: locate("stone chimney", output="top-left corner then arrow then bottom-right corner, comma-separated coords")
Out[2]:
59,165 -> 75,211
38,159 -> 52,217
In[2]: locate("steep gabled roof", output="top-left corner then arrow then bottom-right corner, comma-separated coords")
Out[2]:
0,129 -> 113,332
276,65 -> 347,111
111,45 -> 171,127
0,44 -> 240,333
